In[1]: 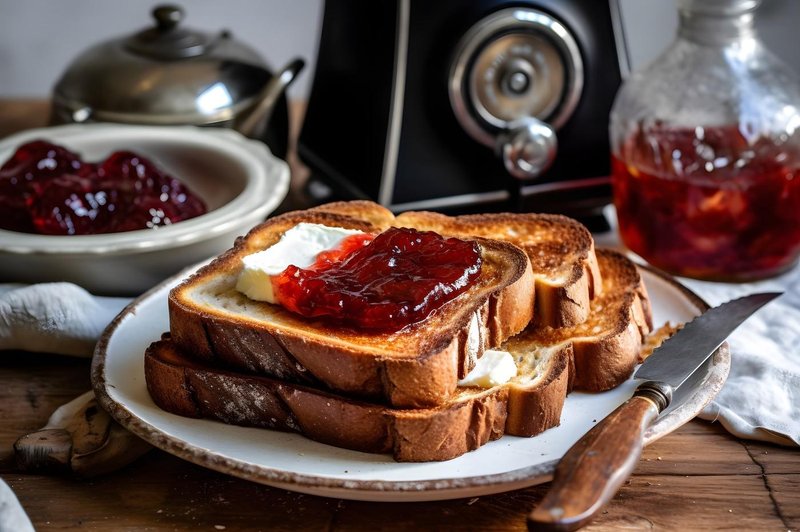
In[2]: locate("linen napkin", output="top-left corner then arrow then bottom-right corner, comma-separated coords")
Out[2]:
0,283 -> 133,527
0,478 -> 33,532
0,283 -> 129,357
683,273 -> 800,447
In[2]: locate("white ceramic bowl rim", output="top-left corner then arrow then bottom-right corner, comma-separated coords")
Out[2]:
0,124 -> 290,255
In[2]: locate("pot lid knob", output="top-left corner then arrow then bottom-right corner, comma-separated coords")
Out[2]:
125,4 -> 212,59
153,5 -> 183,30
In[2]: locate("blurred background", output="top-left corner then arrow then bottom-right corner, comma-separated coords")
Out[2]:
1,0 -> 797,100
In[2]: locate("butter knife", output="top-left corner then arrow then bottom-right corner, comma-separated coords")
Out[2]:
528,291 -> 781,531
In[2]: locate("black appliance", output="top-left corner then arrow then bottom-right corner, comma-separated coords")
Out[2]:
298,0 -> 629,218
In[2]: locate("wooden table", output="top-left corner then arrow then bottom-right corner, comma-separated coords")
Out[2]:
1,100 -> 798,531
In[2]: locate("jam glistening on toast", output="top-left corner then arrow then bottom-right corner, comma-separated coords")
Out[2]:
264,226 -> 483,332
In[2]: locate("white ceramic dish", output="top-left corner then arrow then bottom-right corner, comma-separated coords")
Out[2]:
92,264 -> 729,502
0,124 -> 289,295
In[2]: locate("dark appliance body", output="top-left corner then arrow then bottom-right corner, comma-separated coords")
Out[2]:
299,0 -> 628,217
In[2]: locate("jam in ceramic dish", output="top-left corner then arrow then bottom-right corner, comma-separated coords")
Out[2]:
0,140 -> 207,235
271,227 -> 482,331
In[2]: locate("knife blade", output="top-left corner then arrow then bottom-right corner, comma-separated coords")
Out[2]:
527,292 -> 781,532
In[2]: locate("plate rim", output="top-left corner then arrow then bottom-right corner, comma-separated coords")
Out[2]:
91,262 -> 730,498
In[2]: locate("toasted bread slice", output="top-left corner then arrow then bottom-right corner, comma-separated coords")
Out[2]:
393,210 -> 602,328
169,208 -> 535,409
506,249 -> 652,394
146,250 -> 651,462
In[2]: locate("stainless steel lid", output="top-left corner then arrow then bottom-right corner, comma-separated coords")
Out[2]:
52,5 -> 271,125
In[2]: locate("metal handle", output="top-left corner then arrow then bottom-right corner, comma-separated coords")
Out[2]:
236,58 -> 305,138
496,118 -> 557,180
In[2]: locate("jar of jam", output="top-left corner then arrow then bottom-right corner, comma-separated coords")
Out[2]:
610,0 -> 800,281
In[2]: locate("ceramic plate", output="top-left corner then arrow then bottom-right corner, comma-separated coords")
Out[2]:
92,264 -> 729,502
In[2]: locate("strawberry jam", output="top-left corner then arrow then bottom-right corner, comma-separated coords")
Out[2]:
0,140 -> 206,235
271,227 -> 482,331
613,126 -> 800,280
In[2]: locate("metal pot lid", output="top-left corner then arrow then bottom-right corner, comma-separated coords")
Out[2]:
52,4 -> 271,124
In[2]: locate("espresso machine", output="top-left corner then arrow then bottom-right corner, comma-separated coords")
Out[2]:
299,0 -> 628,223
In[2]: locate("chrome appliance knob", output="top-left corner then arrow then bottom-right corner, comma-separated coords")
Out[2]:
449,8 -> 584,180
497,118 -> 557,179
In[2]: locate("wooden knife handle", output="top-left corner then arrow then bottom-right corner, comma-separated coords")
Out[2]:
528,384 -> 670,531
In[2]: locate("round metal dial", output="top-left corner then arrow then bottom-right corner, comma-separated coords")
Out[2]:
449,8 -> 584,148
470,33 -> 565,129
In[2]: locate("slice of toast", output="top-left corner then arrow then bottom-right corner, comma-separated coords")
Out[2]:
146,249 -> 652,462
393,210 -> 602,328
169,207 -> 535,408
505,249 -> 652,394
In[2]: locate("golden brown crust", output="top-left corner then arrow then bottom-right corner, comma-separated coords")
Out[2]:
394,211 -> 602,328
145,336 -> 506,461
154,200 -> 649,462
515,249 -> 653,392
169,204 -> 535,408
306,200 -> 397,229
505,343 -> 573,436
144,329 -> 570,462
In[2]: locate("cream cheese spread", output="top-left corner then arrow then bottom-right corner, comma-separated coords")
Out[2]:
458,349 -> 517,388
236,223 -> 364,303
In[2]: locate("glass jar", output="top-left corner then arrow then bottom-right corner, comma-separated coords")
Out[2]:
610,0 -> 800,281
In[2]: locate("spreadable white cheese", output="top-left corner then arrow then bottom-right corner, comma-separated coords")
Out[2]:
458,349 -> 518,388
235,223 -> 365,303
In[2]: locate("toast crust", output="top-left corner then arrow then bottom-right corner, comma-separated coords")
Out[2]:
146,336 -> 513,461
169,208 -> 535,408
146,249 -> 651,462
510,249 -> 653,392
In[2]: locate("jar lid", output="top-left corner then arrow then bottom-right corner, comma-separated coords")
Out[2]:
52,4 -> 271,124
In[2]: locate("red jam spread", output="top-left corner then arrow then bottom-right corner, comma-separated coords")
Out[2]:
613,126 -> 800,280
0,140 -> 207,235
271,227 -> 482,331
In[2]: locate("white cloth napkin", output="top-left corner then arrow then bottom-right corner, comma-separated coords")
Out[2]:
0,283 -> 130,528
0,478 -> 33,532
683,273 -> 800,447
0,283 -> 129,357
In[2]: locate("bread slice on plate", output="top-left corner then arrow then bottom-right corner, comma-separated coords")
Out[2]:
146,249 -> 652,462
505,249 -> 652,395
169,206 -> 535,408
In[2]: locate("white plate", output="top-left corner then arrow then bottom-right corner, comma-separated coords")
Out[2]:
92,265 -> 729,502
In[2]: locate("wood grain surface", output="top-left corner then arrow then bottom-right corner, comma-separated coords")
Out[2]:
1,100 -> 798,531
